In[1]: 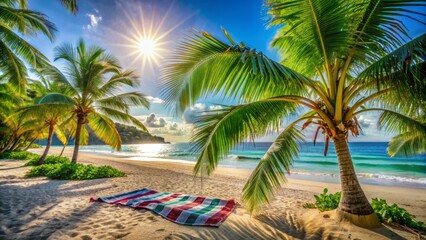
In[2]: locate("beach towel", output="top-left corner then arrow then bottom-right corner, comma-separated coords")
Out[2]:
90,188 -> 237,227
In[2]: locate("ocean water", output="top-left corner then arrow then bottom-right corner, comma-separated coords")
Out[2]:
79,142 -> 426,189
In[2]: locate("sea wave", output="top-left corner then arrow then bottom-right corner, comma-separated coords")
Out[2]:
290,170 -> 426,185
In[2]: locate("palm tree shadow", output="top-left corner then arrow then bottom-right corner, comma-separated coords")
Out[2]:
169,209 -> 410,240
0,178 -> 108,239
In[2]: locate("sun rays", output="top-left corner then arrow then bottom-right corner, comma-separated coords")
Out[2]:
110,3 -> 193,72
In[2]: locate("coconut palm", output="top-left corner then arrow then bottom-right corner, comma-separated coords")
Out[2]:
160,0 -> 426,228
41,39 -> 150,163
19,76 -> 75,164
0,0 -> 78,91
0,0 -> 55,91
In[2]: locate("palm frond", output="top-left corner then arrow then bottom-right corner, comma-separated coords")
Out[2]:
97,92 -> 150,110
0,5 -> 56,39
97,107 -> 148,132
87,112 -> 121,150
348,0 -> 426,64
377,109 -> 426,156
267,0 -> 351,76
59,0 -> 78,14
191,99 -> 297,177
377,109 -> 426,134
242,124 -> 304,213
160,29 -> 311,114
387,131 -> 426,157
356,34 -> 426,102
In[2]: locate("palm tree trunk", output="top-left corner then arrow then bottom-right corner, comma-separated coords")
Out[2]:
23,139 -> 37,150
334,134 -> 380,228
37,124 -> 54,165
71,119 -> 82,164
9,135 -> 22,151
59,131 -> 71,157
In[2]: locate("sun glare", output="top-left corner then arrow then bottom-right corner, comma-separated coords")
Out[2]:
109,3 -> 194,71
138,38 -> 156,56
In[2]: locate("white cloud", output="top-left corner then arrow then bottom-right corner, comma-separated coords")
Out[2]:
146,96 -> 165,104
84,12 -> 102,30
145,113 -> 167,128
184,103 -> 223,123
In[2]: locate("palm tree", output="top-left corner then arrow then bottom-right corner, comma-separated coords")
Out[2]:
160,1 -> 425,228
0,0 -> 55,91
41,39 -> 150,163
0,0 -> 78,91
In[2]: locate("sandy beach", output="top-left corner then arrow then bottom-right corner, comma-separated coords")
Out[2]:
0,148 -> 425,240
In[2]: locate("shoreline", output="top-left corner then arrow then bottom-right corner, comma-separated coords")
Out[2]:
76,147 -> 426,190
0,148 -> 425,239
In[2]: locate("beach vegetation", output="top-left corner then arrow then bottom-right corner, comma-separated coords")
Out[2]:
303,190 -> 425,232
26,162 -> 126,180
371,198 -> 425,231
161,0 -> 426,227
0,0 -> 76,154
25,155 -> 70,166
0,150 -> 40,161
303,188 -> 341,212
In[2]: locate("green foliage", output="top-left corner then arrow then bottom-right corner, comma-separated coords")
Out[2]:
26,163 -> 125,180
372,198 -> 425,231
0,150 -> 40,160
25,155 -> 70,166
29,143 -> 42,148
302,188 -> 341,211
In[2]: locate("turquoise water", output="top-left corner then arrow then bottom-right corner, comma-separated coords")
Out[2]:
79,142 -> 426,189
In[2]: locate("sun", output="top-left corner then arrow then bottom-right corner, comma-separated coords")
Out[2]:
108,4 -> 193,72
138,38 -> 156,57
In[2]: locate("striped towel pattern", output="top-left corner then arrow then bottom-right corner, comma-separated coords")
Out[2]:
90,188 -> 237,226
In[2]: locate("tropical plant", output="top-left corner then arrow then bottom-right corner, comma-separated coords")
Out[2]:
160,0 -> 426,228
0,0 -> 78,153
41,39 -> 150,163
371,198 -> 425,231
0,0 -> 55,91
19,102 -> 73,165
310,188 -> 341,212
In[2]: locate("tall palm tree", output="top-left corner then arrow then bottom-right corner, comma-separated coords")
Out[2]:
160,0 -> 425,228
42,39 -> 150,163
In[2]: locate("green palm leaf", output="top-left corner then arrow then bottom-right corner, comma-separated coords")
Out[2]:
242,124 -> 304,213
268,0 -> 351,76
356,34 -> 426,101
87,112 -> 121,150
191,99 -> 297,177
377,109 -> 426,156
160,29 -> 310,114
387,131 -> 426,157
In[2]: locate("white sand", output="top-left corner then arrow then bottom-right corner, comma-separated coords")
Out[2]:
0,148 -> 425,240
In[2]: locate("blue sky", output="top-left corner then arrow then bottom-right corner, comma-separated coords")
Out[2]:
27,0 -> 425,142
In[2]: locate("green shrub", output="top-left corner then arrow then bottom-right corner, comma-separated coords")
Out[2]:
0,151 -> 40,160
25,155 -> 70,166
310,188 -> 341,212
372,198 -> 425,231
26,163 -> 125,180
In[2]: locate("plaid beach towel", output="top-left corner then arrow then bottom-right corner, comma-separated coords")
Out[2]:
90,188 -> 237,227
